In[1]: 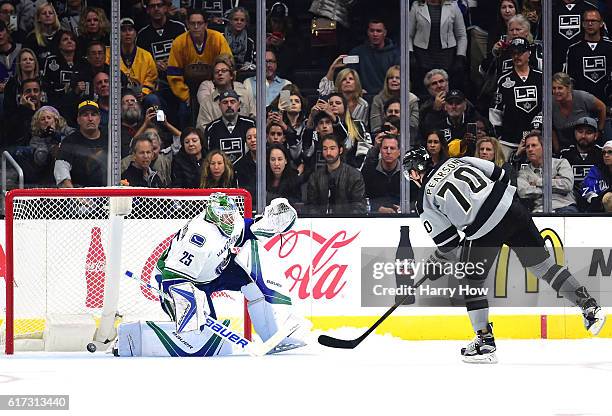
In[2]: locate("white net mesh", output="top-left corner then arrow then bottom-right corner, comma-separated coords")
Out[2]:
1,189 -> 251,353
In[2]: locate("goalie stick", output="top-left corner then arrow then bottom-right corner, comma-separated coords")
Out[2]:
318,275 -> 429,349
124,271 -> 306,356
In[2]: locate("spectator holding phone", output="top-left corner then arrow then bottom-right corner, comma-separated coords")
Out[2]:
420,89 -> 491,154
318,62 -> 369,126
301,97 -> 349,176
326,92 -> 371,169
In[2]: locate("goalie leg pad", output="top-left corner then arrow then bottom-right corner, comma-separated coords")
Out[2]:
169,282 -> 210,333
242,282 -> 279,342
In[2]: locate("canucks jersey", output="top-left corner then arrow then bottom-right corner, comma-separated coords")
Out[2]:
552,0 -> 599,72
565,38 -> 612,102
490,68 -> 542,147
417,157 -> 516,252
158,211 -> 246,284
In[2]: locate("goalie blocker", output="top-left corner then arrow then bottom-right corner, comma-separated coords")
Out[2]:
114,195 -> 307,356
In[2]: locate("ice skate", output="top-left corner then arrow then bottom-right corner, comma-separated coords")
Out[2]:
581,298 -> 606,336
268,335 -> 307,354
461,323 -> 497,364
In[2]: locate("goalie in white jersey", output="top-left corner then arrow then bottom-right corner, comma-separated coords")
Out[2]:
155,192 -> 303,352
403,147 -> 606,363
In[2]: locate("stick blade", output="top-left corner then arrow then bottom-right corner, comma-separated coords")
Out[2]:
317,334 -> 360,349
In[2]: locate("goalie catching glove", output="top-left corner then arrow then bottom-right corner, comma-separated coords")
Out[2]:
251,198 -> 297,241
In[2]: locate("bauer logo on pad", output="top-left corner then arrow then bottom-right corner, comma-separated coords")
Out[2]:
189,234 -> 206,247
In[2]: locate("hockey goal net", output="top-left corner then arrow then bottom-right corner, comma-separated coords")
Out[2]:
1,188 -> 252,354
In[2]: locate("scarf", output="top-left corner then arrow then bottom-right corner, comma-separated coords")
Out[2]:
224,27 -> 248,65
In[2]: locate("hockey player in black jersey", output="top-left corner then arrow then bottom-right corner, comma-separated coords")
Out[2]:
403,147 -> 606,363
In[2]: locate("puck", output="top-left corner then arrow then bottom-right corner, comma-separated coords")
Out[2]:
87,342 -> 97,353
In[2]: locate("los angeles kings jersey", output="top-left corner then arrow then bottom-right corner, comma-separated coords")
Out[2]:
490,68 -> 542,147
417,157 -> 516,253
552,0 -> 600,72
158,210 -> 245,284
565,38 -> 612,102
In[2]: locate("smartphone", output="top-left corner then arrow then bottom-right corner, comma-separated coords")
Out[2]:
156,110 -> 165,122
279,90 -> 291,110
467,123 -> 477,137
342,55 -> 359,65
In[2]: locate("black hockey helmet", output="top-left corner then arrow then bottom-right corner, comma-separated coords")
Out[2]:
402,146 -> 432,180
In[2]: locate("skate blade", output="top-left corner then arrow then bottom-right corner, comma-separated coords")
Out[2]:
462,352 -> 498,364
587,313 -> 606,336
268,341 -> 307,355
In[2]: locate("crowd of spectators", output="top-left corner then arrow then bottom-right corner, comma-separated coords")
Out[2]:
0,0 -> 611,215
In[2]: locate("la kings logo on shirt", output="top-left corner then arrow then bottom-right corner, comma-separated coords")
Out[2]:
559,14 -> 580,40
583,56 -> 606,82
514,86 -> 538,113
219,137 -> 244,162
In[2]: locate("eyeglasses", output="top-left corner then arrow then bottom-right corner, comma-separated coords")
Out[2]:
603,150 -> 612,155
214,68 -> 230,74
584,19 -> 602,24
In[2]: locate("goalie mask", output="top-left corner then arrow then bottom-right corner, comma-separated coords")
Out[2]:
402,147 -> 432,181
205,193 -> 240,237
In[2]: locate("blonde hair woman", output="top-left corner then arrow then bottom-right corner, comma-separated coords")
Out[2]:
327,92 -> 371,169
552,71 -> 606,153
200,149 -> 236,189
318,57 -> 369,127
24,2 -> 61,64
77,7 -> 110,57
370,65 -> 419,135
3,48 -> 41,115
475,136 -> 516,185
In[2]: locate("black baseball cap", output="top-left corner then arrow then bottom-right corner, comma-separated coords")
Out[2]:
217,89 -> 240,102
508,37 -> 531,53
446,89 -> 466,103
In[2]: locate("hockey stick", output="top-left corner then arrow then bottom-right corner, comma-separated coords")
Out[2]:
318,275 -> 429,349
124,271 -> 306,356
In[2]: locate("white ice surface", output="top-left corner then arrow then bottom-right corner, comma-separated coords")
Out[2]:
1,328 -> 611,416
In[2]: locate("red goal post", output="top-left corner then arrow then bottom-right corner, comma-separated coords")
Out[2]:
1,187 -> 252,354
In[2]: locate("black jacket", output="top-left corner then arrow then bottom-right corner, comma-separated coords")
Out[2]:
305,162 -> 366,215
233,152 -> 256,199
171,150 -> 203,188
121,163 -> 163,188
361,146 -> 401,212
267,167 -> 302,205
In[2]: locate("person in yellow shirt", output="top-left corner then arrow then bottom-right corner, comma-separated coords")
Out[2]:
105,18 -> 158,100
167,9 -> 232,107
